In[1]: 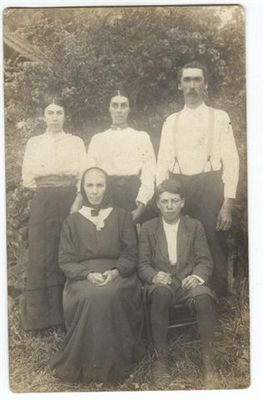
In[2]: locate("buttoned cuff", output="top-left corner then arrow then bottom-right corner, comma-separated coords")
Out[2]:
136,186 -> 154,206
192,274 -> 205,285
224,185 -> 237,199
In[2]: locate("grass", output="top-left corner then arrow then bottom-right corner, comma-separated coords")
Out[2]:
8,278 -> 250,393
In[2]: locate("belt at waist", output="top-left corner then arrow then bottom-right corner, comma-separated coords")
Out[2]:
35,175 -> 77,188
170,169 -> 222,179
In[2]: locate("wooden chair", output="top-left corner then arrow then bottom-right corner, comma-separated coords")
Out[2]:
142,288 -> 197,347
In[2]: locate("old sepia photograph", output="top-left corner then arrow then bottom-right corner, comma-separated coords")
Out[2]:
3,4 -> 248,393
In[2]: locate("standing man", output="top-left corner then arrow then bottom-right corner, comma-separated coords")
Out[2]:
156,61 -> 239,296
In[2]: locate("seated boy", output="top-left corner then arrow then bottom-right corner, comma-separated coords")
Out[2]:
138,179 -> 218,387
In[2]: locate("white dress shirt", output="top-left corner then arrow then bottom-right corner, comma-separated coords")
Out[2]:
86,127 -> 156,205
162,218 -> 204,284
22,130 -> 86,189
157,103 -> 239,198
162,218 -> 180,266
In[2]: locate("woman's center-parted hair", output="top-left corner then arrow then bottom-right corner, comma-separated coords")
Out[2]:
80,167 -> 113,208
42,94 -> 66,112
109,88 -> 132,108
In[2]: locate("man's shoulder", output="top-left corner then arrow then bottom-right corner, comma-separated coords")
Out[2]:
207,106 -> 230,121
163,111 -> 182,125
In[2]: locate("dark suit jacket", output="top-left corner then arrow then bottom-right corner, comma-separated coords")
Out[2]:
138,215 -> 213,287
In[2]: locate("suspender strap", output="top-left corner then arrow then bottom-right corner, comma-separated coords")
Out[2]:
204,107 -> 215,171
172,112 -> 181,173
171,107 -> 215,174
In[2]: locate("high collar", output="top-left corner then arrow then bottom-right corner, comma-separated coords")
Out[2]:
110,123 -> 129,130
182,102 -> 207,114
45,129 -> 66,137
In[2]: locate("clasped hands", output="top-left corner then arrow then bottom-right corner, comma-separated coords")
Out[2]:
152,271 -> 200,290
87,269 -> 119,286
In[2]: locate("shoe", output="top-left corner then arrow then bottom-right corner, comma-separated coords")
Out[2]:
204,368 -> 219,389
203,354 -> 219,389
152,360 -> 170,383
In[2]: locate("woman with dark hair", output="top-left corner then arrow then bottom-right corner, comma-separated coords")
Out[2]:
50,167 -> 144,383
21,95 -> 86,331
71,89 -> 156,223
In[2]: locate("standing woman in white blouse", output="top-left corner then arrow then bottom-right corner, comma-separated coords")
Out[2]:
71,90 -> 156,224
21,96 -> 86,331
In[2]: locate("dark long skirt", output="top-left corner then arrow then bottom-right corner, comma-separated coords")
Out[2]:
20,186 -> 76,330
108,175 -> 141,211
50,271 -> 144,383
108,175 -> 157,223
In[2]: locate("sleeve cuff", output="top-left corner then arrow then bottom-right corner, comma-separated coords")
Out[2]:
224,186 -> 237,199
136,190 -> 151,206
192,274 -> 205,285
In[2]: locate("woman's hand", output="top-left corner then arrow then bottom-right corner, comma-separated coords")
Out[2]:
99,269 -> 119,286
70,193 -> 83,214
87,272 -> 105,285
131,202 -> 145,224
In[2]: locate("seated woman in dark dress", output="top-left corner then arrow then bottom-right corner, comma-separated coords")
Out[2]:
50,167 -> 144,383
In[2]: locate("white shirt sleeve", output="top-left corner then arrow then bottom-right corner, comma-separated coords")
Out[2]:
22,138 -> 36,189
192,274 -> 205,285
156,115 -> 176,185
75,138 -> 87,191
219,112 -> 240,199
86,136 -> 99,170
136,134 -> 156,205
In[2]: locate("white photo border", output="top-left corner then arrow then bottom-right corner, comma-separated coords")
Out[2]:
1,1 -> 263,399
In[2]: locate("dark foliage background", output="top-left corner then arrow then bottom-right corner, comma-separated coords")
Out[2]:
4,5 -> 247,290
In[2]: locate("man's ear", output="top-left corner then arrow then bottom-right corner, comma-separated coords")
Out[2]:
178,83 -> 182,91
181,199 -> 185,208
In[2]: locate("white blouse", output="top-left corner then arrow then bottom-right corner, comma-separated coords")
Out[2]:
86,127 -> 156,205
22,130 -> 86,189
157,103 -> 239,198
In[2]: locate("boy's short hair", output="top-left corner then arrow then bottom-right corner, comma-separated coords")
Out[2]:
156,179 -> 185,200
